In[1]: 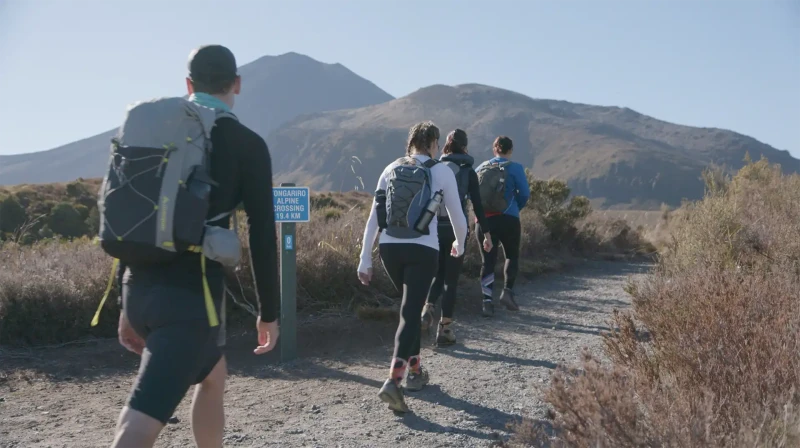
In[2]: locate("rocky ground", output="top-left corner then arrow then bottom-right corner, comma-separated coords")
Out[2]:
0,261 -> 649,447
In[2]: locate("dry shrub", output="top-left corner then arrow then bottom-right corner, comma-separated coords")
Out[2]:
520,210 -> 551,256
0,239 -> 116,344
530,158 -> 800,447
294,207 -> 396,309
575,215 -> 656,255
640,203 -> 678,249
1,187 -> 646,345
226,200 -> 397,316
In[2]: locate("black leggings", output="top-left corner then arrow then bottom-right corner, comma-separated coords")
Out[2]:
380,243 -> 438,360
476,214 -> 521,299
426,225 -> 465,319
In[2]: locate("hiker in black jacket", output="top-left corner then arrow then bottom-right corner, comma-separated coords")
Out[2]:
421,129 -> 493,346
110,45 -> 280,448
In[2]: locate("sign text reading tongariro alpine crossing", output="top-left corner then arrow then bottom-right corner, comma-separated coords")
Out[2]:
273,186 -> 310,223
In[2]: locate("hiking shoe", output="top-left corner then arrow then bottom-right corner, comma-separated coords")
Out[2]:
436,323 -> 457,346
421,303 -> 436,335
482,300 -> 495,317
405,367 -> 430,392
378,379 -> 409,413
499,288 -> 520,311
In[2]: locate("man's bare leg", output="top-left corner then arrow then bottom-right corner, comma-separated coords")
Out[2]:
111,407 -> 163,448
191,356 -> 227,448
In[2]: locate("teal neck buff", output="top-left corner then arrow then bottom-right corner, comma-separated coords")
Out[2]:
188,93 -> 231,112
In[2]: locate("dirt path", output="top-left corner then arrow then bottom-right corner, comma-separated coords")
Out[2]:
0,261 -> 649,448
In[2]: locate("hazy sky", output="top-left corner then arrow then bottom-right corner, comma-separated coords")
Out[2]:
0,0 -> 798,156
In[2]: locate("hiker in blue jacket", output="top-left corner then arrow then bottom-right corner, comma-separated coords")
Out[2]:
474,136 -> 531,317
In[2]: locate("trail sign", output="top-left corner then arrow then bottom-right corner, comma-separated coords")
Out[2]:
284,234 -> 294,251
275,183 -> 309,363
273,187 -> 310,223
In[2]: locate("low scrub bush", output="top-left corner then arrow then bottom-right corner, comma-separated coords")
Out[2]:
0,179 -> 102,243
1,180 -> 645,345
526,170 -> 592,243
0,239 -> 117,345
575,215 -> 656,255
520,158 -> 800,447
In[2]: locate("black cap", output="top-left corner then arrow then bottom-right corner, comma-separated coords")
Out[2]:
187,45 -> 238,85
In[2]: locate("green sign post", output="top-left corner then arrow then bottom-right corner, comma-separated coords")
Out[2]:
273,182 -> 310,362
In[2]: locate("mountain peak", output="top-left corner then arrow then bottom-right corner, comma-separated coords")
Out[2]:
273,51 -> 325,65
241,51 -> 323,70
0,52 -> 396,186
276,51 -> 312,59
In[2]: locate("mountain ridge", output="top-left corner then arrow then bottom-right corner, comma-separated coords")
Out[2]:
1,56 -> 795,209
266,83 -> 798,208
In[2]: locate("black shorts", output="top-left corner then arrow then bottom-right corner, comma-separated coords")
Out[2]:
122,277 -> 224,425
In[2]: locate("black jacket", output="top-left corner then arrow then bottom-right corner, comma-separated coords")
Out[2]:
119,117 -> 280,322
437,153 -> 490,232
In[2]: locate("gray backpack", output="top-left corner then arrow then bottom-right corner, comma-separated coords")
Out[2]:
93,97 -> 241,327
385,157 -> 437,238
477,160 -> 513,214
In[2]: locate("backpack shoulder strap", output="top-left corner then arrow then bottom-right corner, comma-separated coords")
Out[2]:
441,159 -> 458,172
423,159 -> 438,169
457,164 -> 471,198
214,109 -> 239,122
206,110 -> 239,160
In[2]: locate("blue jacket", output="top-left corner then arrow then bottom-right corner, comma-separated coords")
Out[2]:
475,157 -> 530,218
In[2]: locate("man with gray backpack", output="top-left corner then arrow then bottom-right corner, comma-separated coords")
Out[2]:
93,45 -> 280,448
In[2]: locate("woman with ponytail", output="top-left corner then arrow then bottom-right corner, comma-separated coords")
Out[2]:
357,121 -> 468,413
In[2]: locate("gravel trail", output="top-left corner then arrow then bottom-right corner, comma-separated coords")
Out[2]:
0,261 -> 649,447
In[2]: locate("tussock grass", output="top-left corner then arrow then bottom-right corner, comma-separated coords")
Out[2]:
512,158 -> 800,448
1,187 -> 645,345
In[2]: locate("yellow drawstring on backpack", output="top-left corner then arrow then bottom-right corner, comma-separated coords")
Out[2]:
90,251 -> 219,328
188,245 -> 219,327
91,258 -> 119,327
199,252 -> 219,327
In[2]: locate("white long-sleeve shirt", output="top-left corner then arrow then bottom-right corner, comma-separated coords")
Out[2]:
358,154 -> 468,273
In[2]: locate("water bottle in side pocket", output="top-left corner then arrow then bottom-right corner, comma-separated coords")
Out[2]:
413,189 -> 444,234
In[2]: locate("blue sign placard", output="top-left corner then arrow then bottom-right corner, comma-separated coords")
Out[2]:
284,234 -> 294,251
273,186 -> 311,223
